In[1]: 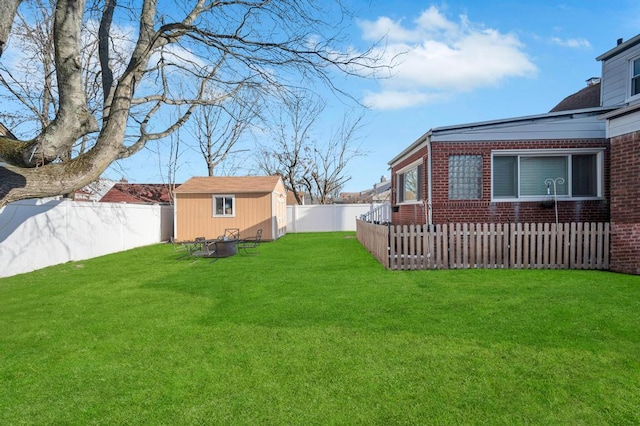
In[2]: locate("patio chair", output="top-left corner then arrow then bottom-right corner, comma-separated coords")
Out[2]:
219,228 -> 240,241
237,229 -> 262,255
191,240 -> 219,263
170,237 -> 196,259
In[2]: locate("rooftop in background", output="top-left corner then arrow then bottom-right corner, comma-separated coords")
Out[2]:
0,122 -> 17,140
549,79 -> 601,112
100,183 -> 175,204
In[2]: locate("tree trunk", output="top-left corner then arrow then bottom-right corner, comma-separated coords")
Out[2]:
0,0 -> 22,56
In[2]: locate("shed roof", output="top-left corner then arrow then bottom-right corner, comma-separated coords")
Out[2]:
174,176 -> 282,194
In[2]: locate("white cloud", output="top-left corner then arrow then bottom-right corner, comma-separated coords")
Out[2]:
357,6 -> 537,110
363,90 -> 449,110
550,37 -> 592,49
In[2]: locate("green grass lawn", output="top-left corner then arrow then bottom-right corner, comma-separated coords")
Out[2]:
1,232 -> 639,424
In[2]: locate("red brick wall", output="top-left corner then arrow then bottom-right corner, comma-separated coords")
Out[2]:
391,139 -> 610,225
390,147 -> 428,225
610,131 -> 640,275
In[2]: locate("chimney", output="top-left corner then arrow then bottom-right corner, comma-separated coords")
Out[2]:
617,38 -> 624,46
586,77 -> 601,87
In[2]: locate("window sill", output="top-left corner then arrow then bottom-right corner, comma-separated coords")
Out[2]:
491,197 -> 604,203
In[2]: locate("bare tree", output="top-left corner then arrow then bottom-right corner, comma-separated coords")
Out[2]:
188,89 -> 259,176
0,0 -> 58,133
307,112 -> 366,203
0,0 -> 384,207
257,90 -> 366,204
0,0 -> 21,56
256,90 -> 322,204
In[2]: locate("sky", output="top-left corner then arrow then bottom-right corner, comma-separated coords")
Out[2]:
10,0 -> 640,194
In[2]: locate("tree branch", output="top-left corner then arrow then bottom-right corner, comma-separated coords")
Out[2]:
0,0 -> 22,57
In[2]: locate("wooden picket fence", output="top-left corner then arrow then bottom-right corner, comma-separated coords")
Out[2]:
356,220 -> 610,270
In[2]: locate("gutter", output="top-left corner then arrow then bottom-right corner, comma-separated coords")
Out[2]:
426,133 -> 433,225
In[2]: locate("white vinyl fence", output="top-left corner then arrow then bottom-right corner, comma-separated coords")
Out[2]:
0,199 -> 173,278
287,203 -> 388,233
0,200 -> 383,278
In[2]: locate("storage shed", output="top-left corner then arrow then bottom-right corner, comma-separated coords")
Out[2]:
174,176 -> 287,241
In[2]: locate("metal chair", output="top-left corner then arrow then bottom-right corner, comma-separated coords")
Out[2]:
191,240 -> 219,263
220,228 -> 240,241
237,229 -> 262,255
171,237 -> 198,259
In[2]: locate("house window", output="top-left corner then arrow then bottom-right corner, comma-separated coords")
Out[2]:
492,150 -> 603,200
396,161 -> 423,203
449,155 -> 482,200
632,57 -> 640,97
213,194 -> 235,216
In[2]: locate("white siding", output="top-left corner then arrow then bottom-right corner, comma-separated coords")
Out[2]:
607,110 -> 640,138
601,42 -> 640,107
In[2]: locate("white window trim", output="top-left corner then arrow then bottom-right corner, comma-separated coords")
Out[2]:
490,148 -> 604,202
212,194 -> 236,217
627,56 -> 640,102
396,159 -> 423,204
396,159 -> 422,174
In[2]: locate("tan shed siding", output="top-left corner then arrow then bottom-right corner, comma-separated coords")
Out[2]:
176,192 -> 277,241
274,179 -> 288,238
236,193 -> 274,241
176,193 -> 210,239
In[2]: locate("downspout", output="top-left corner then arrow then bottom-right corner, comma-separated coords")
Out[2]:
426,132 -> 433,225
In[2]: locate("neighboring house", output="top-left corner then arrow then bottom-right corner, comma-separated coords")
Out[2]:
372,176 -> 391,202
0,122 -> 17,140
74,178 -> 118,201
100,182 -> 175,204
340,176 -> 391,204
387,33 -> 640,275
173,175 -> 287,242
340,191 -> 372,203
286,190 -> 311,205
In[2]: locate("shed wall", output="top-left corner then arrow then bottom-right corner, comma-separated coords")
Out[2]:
176,192 -> 277,241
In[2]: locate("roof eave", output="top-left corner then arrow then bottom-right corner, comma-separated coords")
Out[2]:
598,102 -> 640,120
388,130 -> 432,167
430,107 -> 614,134
596,34 -> 640,61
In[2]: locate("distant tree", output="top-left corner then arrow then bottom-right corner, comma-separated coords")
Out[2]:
256,90 -> 321,205
306,112 -> 366,203
0,0 -> 384,207
188,89 -> 259,176
257,90 -> 365,204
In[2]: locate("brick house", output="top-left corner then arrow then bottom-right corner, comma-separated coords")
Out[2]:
388,34 -> 640,274
597,36 -> 640,275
